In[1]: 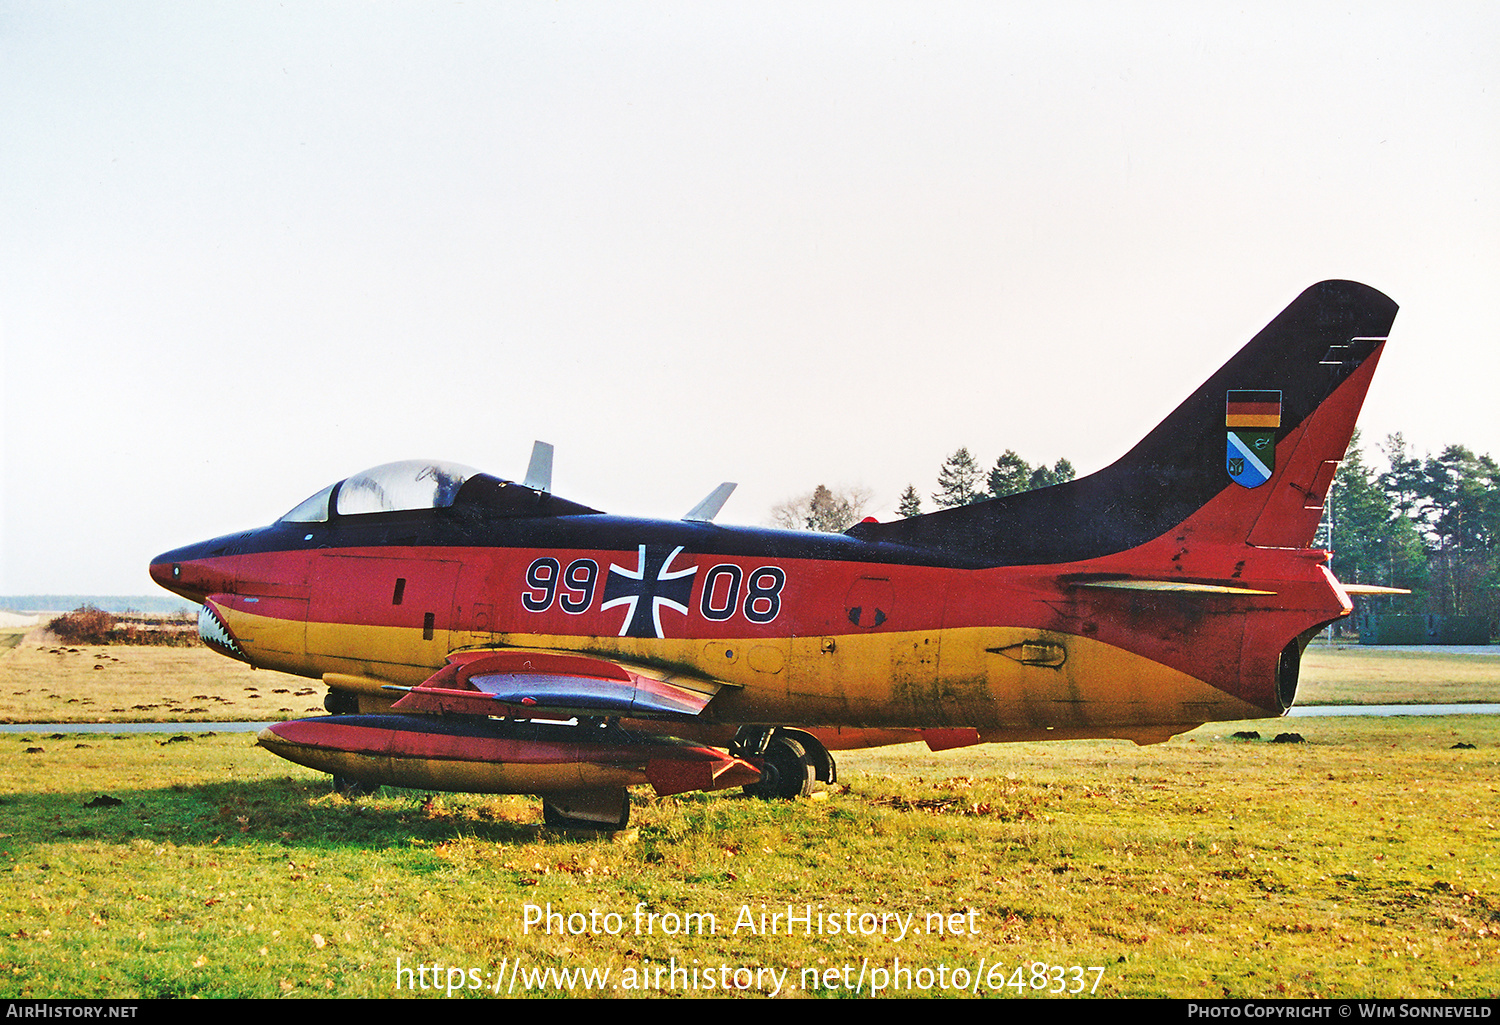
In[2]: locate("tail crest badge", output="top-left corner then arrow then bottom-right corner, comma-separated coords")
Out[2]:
1225,390 -> 1281,488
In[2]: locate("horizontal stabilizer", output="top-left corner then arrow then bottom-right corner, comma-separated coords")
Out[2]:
390,648 -> 727,720
1339,583 -> 1412,595
1070,579 -> 1277,596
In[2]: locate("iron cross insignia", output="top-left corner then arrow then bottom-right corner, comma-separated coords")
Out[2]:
601,545 -> 698,638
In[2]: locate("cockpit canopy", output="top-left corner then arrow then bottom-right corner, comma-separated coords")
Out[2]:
279,460 -> 600,523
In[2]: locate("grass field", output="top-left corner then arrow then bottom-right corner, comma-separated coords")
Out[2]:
1299,643 -> 1500,705
2,715 -> 1497,998
2,635 -> 1497,998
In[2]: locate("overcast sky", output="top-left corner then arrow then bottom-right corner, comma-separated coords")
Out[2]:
2,2 -> 1496,595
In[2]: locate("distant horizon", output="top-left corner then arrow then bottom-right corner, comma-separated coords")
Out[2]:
0,595 -> 198,615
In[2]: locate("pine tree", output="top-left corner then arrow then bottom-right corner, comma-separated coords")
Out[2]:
897,485 -> 922,518
1418,445 -> 1499,617
1328,430 -> 1425,593
1027,465 -> 1056,490
932,448 -> 982,508
1380,433 -> 1426,519
805,485 -> 840,531
1374,433 -> 1499,618
986,450 -> 1031,499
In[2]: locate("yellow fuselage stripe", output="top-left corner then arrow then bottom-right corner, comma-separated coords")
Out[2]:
222,606 -> 1267,730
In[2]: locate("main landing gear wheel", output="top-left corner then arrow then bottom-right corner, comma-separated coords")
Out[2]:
744,734 -> 815,800
542,788 -> 631,831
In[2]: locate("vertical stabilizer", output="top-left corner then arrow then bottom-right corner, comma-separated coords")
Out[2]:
847,281 -> 1398,565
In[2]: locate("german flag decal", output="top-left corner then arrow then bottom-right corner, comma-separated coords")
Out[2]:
1226,390 -> 1280,488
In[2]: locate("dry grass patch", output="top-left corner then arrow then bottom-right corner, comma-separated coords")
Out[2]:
0,642 -> 315,723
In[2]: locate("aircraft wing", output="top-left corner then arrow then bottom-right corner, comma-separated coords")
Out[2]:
388,648 -> 731,721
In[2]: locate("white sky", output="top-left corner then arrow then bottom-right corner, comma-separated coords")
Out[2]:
2,2 -> 1496,594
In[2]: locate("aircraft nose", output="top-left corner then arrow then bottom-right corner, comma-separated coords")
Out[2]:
149,539 -> 236,603
148,557 -> 180,592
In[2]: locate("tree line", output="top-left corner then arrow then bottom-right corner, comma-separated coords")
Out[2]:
1327,431 -> 1498,624
770,449 -> 1077,533
897,448 -> 1077,517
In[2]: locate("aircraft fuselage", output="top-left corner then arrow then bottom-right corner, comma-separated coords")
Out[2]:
151,501 -> 1344,743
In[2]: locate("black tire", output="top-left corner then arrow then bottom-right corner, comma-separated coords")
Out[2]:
744,735 -> 815,800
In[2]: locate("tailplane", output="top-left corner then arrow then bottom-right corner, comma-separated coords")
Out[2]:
848,280 -> 1398,565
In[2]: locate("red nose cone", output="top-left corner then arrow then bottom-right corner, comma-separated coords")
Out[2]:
148,557 -> 207,602
149,541 -> 237,603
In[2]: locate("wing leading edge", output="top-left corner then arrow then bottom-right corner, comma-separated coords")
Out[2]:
388,648 -> 730,720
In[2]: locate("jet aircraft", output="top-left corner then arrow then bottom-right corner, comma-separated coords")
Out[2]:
151,280 -> 1400,830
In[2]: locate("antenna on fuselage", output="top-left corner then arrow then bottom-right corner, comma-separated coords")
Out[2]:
522,441 -> 554,493
683,482 -> 736,523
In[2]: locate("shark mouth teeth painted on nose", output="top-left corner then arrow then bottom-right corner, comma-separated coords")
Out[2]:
198,601 -> 248,662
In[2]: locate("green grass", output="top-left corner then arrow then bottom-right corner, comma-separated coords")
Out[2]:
2,717 -> 1497,999
1298,645 -> 1500,705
